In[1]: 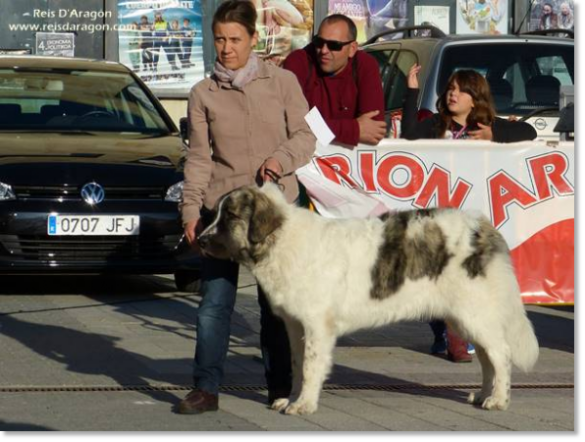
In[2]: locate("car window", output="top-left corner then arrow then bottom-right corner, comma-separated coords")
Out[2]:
386,50 -> 418,110
438,43 -> 574,115
369,48 -> 399,100
370,48 -> 418,111
0,68 -> 171,133
536,56 -> 572,86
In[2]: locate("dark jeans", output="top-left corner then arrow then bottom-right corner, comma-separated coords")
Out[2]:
192,256 -> 292,395
430,320 -> 447,340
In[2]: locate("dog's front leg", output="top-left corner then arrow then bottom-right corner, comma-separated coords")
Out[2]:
284,324 -> 336,416
271,317 -> 305,412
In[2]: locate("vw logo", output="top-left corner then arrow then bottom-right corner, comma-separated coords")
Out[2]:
81,182 -> 105,205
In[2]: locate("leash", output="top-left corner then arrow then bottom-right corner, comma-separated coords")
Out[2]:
263,168 -> 285,192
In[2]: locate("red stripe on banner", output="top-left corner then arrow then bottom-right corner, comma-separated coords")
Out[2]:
510,219 -> 574,305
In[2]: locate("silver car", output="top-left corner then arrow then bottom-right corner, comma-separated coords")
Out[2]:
362,27 -> 574,140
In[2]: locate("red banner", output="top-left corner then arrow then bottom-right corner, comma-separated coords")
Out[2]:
297,139 -> 575,304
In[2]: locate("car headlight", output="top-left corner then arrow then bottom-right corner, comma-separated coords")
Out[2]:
165,181 -> 183,202
0,182 -> 16,201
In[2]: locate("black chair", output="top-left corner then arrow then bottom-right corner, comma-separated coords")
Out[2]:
487,78 -> 513,110
525,75 -> 561,107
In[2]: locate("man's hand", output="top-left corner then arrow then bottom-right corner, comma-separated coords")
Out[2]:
468,122 -> 493,140
357,110 -> 387,145
259,157 -> 283,182
184,218 -> 201,253
407,63 -> 422,89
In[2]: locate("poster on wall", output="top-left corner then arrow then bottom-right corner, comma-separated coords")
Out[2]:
327,0 -> 408,43
456,0 -> 508,35
528,0 -> 574,32
36,32 -> 75,57
117,0 -> 203,93
254,0 -> 314,67
414,5 -> 450,35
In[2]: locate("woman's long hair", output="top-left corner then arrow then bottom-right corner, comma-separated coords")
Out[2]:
435,70 -> 496,137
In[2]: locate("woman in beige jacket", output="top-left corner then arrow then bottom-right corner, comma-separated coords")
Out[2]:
177,0 -> 316,415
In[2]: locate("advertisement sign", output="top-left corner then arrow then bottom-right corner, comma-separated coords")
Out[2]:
528,0 -> 574,32
328,0 -> 408,43
117,0 -> 203,93
456,0 -> 508,35
36,32 -> 75,56
414,5 -> 450,35
254,0 -> 314,67
296,139 -> 575,305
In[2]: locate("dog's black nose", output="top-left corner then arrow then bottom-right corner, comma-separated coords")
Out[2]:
198,235 -> 209,249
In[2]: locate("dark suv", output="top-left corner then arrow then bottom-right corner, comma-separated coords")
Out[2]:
362,27 -> 574,140
0,56 -> 199,291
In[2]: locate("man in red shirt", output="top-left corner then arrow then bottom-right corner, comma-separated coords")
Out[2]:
283,14 -> 386,147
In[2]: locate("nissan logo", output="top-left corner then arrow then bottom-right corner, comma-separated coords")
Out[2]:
81,182 -> 105,205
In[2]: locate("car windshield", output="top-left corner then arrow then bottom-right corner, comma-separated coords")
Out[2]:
0,67 -> 171,134
438,43 -> 574,116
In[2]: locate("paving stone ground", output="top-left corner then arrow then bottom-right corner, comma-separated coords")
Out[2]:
0,272 -> 575,432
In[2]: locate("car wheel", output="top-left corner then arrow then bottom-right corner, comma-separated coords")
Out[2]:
174,270 -> 201,293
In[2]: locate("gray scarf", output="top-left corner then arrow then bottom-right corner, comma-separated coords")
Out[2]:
213,52 -> 259,90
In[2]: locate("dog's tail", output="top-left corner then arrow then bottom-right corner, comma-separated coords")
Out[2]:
506,297 -> 540,372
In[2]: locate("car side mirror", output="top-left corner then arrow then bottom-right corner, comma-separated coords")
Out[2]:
179,117 -> 189,147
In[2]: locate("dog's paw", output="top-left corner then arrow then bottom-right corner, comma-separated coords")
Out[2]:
284,400 -> 318,416
481,396 -> 510,411
270,398 -> 290,412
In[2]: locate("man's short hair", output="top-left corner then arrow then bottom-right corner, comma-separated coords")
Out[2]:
319,14 -> 357,41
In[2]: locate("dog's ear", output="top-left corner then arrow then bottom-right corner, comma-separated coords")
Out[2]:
248,191 -> 283,244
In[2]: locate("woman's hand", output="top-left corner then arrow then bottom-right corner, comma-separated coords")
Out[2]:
184,218 -> 201,252
407,63 -> 422,89
260,157 -> 283,183
468,122 -> 493,140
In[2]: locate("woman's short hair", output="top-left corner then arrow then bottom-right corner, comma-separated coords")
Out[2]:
436,70 -> 496,136
213,0 -> 257,36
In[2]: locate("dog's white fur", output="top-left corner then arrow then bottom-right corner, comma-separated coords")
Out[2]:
200,184 -> 539,415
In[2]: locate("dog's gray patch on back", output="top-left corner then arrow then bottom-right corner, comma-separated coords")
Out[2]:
462,218 -> 509,278
370,209 -> 451,300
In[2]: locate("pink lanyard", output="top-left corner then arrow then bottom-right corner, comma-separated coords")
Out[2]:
453,124 -> 467,139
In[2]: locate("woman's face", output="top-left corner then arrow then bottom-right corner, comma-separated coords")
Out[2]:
446,81 -> 475,118
214,22 -> 258,70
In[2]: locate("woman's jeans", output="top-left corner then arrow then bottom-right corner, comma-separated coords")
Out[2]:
192,255 -> 292,395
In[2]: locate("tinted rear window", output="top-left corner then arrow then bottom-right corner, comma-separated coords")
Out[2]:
438,43 -> 574,115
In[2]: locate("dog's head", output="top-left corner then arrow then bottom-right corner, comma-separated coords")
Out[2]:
198,185 -> 285,264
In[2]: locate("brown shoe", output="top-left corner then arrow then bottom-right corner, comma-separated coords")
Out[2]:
446,328 -> 472,363
176,389 -> 218,415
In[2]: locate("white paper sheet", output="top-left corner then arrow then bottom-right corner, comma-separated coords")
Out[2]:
304,106 -> 335,146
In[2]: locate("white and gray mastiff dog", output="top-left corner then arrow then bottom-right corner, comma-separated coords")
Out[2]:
198,184 -> 539,415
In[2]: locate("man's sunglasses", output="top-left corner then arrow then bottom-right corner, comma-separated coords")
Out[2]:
312,36 -> 354,52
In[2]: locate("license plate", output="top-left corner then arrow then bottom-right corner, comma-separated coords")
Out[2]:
47,215 -> 140,236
